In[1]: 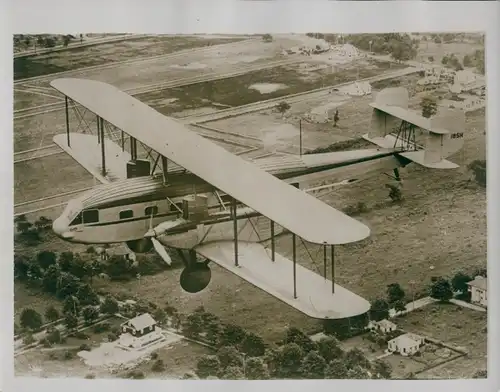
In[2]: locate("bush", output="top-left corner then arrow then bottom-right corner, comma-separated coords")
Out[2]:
93,322 -> 111,333
23,333 -> 35,345
84,373 -> 96,379
126,370 -> 145,379
107,333 -> 118,342
152,359 -> 166,372
151,352 -> 159,360
79,343 -> 91,351
73,331 -> 90,340
63,350 -> 74,360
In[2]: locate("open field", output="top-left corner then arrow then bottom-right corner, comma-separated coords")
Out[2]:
415,39 -> 484,64
395,303 -> 487,379
14,283 -> 61,326
14,35 -> 246,81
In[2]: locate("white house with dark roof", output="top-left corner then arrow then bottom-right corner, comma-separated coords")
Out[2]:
119,313 -> 163,349
467,276 -> 487,307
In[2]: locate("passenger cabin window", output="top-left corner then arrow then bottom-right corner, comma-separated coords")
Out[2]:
70,212 -> 83,226
145,206 -> 158,216
119,210 -> 134,220
82,209 -> 99,224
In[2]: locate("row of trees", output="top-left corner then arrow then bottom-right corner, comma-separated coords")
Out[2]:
345,33 -> 418,62
429,268 -> 486,302
14,214 -> 53,244
194,324 -> 392,380
13,34 -> 82,52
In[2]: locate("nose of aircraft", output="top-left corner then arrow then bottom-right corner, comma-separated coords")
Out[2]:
52,216 -> 73,239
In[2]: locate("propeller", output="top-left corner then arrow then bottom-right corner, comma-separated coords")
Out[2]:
144,213 -> 176,266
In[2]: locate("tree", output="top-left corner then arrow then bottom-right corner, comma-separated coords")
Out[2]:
428,56 -> 434,62
20,308 -> 43,330
451,272 -> 472,293
27,263 -> 43,283
325,359 -> 349,379
153,308 -> 166,324
69,255 -> 88,279
300,350 -> 327,379
241,332 -> 266,357
76,283 -> 100,306
430,277 -> 453,302
276,101 -> 291,116
344,348 -> 371,370
14,254 -> 30,281
42,264 -> 61,294
217,346 -> 243,369
58,251 -> 75,272
284,327 -> 317,353
393,300 -> 406,314
63,313 -> 78,330
151,359 -> 165,372
100,295 -> 119,315
196,355 -> 221,378
82,306 -> 100,324
56,272 -> 81,299
63,35 -> 71,47
245,357 -> 270,380
317,336 -> 343,363
37,250 -> 57,270
220,323 -> 246,347
372,359 -> 392,379
420,96 -> 438,118
275,343 -> 304,378
45,306 -> 60,322
387,283 -> 405,305
205,321 -> 223,345
463,54 -> 473,67
220,366 -> 245,380
347,365 -> 371,379
183,312 -> 203,338
370,299 -> 390,321
386,183 -> 403,202
472,369 -> 487,378
468,159 -> 486,187
262,34 -> 273,43
63,295 -> 81,317
44,37 -> 56,48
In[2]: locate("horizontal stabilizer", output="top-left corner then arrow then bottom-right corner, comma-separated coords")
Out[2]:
53,133 -> 131,183
195,241 -> 370,319
400,151 -> 459,169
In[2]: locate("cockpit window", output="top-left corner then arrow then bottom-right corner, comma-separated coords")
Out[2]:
82,209 -> 99,224
70,212 -> 83,226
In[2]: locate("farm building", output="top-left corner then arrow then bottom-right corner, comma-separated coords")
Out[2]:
119,313 -> 163,349
367,319 -> 397,334
387,333 -> 424,356
467,276 -> 487,307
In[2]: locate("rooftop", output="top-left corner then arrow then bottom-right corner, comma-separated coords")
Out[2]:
389,333 -> 420,347
467,276 -> 487,290
123,313 -> 157,330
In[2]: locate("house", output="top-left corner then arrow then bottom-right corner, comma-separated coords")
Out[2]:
118,313 -> 163,349
467,276 -> 487,307
387,333 -> 423,356
367,319 -> 397,334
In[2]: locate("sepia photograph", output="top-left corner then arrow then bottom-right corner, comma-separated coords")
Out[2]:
10,29 -> 489,382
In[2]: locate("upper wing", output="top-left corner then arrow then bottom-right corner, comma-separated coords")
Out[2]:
53,132 -> 131,184
51,78 -> 370,245
195,241 -> 370,319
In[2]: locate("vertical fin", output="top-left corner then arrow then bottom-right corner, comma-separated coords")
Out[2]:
369,87 -> 410,138
425,108 -> 466,164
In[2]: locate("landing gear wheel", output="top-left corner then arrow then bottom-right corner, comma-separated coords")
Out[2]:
180,263 -> 212,293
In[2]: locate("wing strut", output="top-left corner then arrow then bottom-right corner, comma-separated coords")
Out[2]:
97,116 -> 106,177
323,245 -> 327,279
331,245 -> 335,293
292,233 -> 297,299
64,96 -> 70,147
270,221 -> 275,261
232,198 -> 239,267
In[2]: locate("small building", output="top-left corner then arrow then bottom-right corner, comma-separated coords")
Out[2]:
368,319 -> 397,334
387,333 -> 423,356
467,276 -> 487,307
119,313 -> 163,349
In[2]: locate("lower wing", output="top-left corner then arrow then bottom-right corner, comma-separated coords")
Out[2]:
194,240 -> 370,319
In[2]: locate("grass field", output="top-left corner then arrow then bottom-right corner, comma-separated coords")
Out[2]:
135,59 -> 406,116
14,283 -> 61,326
395,303 -> 487,379
14,36 -> 245,80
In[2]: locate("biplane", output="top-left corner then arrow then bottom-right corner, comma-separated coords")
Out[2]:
49,79 -> 465,320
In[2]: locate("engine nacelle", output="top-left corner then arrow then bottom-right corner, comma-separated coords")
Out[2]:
126,238 -> 153,253
180,263 -> 212,293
